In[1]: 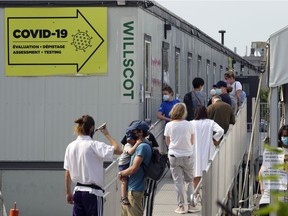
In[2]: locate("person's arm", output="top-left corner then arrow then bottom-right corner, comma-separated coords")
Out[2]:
212,121 -> 224,142
165,136 -> 170,146
157,111 -> 171,122
236,89 -> 242,106
100,127 -> 122,155
230,110 -> 236,125
120,155 -> 144,177
65,170 -> 73,205
127,140 -> 141,155
191,134 -> 194,145
259,166 -> 264,193
235,82 -> 242,106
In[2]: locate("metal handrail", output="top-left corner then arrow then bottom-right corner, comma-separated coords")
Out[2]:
148,119 -> 164,131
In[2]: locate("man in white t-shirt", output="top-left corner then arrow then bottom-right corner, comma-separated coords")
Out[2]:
64,115 -> 122,216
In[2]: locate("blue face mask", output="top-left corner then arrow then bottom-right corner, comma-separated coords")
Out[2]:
163,95 -> 169,101
215,88 -> 222,95
281,136 -> 288,145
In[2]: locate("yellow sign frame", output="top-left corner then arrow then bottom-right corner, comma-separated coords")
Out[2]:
5,7 -> 107,76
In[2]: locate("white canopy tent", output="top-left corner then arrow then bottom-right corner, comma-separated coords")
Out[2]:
268,25 -> 288,216
269,25 -> 288,88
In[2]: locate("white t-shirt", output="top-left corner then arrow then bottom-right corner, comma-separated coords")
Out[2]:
164,120 -> 194,157
64,135 -> 114,190
229,81 -> 242,98
118,143 -> 133,166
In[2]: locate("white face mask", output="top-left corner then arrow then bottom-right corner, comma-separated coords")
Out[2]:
215,88 -> 222,95
163,95 -> 170,101
210,89 -> 216,95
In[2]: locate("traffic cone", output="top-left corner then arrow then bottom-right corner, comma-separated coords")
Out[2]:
9,202 -> 19,216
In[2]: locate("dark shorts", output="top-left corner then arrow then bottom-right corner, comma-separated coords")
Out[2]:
118,163 -> 129,171
73,191 -> 103,216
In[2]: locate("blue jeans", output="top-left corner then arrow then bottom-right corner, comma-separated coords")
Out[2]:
73,191 -> 103,216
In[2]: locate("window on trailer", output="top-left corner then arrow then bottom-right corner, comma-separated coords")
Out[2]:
206,59 -> 211,95
213,62 -> 217,85
144,35 -> 152,123
187,53 -> 192,92
175,48 -> 180,99
197,55 -> 202,77
220,65 -> 223,80
162,42 -> 169,87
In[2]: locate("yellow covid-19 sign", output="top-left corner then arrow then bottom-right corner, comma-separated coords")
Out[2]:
5,7 -> 107,76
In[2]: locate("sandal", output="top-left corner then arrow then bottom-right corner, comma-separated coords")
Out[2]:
121,197 -> 130,205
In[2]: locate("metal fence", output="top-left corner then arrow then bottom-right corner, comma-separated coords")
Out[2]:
202,101 -> 248,216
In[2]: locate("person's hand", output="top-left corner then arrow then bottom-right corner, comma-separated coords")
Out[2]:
213,139 -> 221,146
66,193 -> 74,205
118,172 -> 123,180
100,127 -> 109,136
135,139 -> 142,146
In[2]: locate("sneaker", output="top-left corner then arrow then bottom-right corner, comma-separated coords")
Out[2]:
174,205 -> 186,214
188,204 -> 201,213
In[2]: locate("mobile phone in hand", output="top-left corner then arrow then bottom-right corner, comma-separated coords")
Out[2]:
95,122 -> 107,132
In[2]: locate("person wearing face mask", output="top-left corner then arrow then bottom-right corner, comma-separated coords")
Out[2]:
64,115 -> 122,216
119,121 -> 159,207
258,125 -> 288,214
157,85 -> 180,123
119,120 -> 152,216
214,80 -> 232,106
118,131 -> 142,205
183,77 -> 206,120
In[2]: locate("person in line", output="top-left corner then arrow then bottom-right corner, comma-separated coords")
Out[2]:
183,77 -> 206,121
119,120 -> 152,216
164,103 -> 198,214
64,115 -> 122,216
214,80 -> 232,106
258,125 -> 288,215
207,95 -> 235,134
119,121 -> 159,214
157,85 -> 180,123
224,70 -> 244,108
118,131 -> 142,205
227,85 -> 238,115
191,105 -> 224,205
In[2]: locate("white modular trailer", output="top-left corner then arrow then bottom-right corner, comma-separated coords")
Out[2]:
0,0 -> 257,163
0,1 -> 257,215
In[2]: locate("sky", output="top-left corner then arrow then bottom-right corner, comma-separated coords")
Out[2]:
156,0 -> 288,57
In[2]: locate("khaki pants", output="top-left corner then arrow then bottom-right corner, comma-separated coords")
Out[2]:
121,191 -> 144,216
169,155 -> 194,206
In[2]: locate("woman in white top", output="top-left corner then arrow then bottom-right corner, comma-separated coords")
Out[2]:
64,115 -> 122,216
224,70 -> 243,107
191,105 -> 224,190
164,103 -> 196,214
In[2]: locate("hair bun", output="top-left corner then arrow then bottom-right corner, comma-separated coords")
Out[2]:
74,117 -> 84,124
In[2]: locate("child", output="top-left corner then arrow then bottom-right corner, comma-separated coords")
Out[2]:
118,130 -> 141,205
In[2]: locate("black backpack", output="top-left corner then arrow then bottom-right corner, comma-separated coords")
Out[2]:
142,143 -> 168,181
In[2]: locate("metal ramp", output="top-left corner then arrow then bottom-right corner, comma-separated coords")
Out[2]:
152,176 -> 201,216
103,102 -> 249,216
